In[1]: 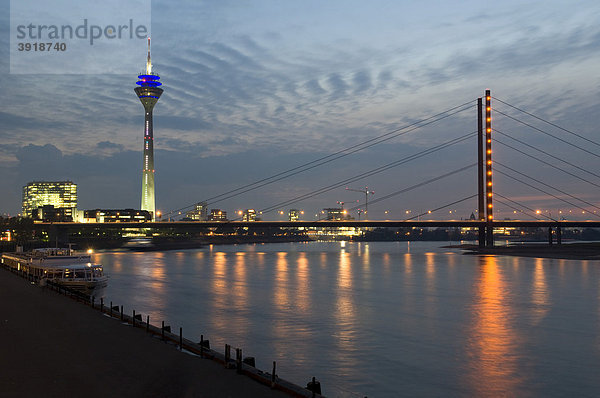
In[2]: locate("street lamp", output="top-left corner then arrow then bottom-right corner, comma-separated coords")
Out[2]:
346,187 -> 375,218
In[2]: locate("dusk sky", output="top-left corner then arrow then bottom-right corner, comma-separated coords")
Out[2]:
1,0 -> 599,220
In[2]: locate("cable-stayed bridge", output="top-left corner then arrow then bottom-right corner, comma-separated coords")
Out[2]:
41,89 -> 600,247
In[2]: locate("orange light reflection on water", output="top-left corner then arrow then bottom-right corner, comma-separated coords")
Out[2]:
465,256 -> 523,395
296,252 -> 310,314
210,252 -> 229,332
272,252 -> 291,359
334,249 -> 356,360
531,258 -> 549,325
233,252 -> 248,312
274,252 -> 289,310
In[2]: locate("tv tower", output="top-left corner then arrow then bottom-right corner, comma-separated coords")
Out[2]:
135,38 -> 163,221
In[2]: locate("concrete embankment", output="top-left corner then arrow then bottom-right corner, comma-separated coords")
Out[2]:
0,268 -> 301,398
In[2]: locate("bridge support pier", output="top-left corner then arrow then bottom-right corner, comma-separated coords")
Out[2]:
478,226 -> 485,248
486,224 -> 494,247
557,226 -> 562,245
548,227 -> 553,246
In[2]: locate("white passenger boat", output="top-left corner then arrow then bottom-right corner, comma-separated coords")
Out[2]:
1,247 -> 108,296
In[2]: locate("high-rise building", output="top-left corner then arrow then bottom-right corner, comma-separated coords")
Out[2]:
135,38 -> 163,221
22,181 -> 77,218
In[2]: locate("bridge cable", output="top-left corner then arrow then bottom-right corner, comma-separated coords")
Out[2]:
495,161 -> 600,212
494,193 -> 549,221
494,109 -> 600,159
494,167 -> 600,219
494,129 -> 600,180
494,138 -> 600,190
255,133 -> 476,216
314,166 -> 475,221
168,100 -> 475,216
493,97 -> 600,149
401,194 -> 478,221
195,102 -> 473,212
343,164 -> 476,216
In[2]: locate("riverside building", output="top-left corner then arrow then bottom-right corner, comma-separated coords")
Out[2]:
22,181 -> 77,218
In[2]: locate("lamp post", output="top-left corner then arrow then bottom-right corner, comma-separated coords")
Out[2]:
346,187 -> 375,219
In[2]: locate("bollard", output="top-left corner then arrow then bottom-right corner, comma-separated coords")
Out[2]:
110,301 -> 113,316
271,361 -> 277,387
200,335 -> 204,358
91,296 -> 95,309
162,321 -> 165,340
146,315 -> 149,333
243,356 -> 256,368
307,376 -> 322,396
179,327 -> 183,351
133,310 -> 136,327
120,305 -> 123,321
236,348 -> 242,373
225,344 -> 231,367
100,298 -> 104,312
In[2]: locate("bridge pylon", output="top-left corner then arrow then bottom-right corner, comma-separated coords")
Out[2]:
484,89 -> 494,246
477,97 -> 485,248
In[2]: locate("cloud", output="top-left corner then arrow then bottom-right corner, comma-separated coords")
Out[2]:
352,70 -> 372,94
96,141 -> 123,150
304,79 -> 326,95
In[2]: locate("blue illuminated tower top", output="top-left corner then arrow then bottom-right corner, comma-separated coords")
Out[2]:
135,38 -> 163,110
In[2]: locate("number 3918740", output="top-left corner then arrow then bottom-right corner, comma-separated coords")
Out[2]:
17,42 -> 67,51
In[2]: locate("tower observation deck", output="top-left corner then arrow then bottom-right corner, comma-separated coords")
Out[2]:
135,38 -> 163,221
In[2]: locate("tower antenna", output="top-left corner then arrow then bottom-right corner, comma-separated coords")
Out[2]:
146,37 -> 152,74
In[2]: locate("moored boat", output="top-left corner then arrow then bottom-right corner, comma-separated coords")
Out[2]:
1,247 -> 108,296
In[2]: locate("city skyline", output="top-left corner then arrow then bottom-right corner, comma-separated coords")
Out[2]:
1,1 -> 600,220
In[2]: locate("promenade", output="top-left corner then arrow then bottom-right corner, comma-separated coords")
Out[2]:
0,269 -> 290,398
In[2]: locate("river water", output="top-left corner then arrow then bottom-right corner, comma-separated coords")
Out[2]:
94,241 -> 600,397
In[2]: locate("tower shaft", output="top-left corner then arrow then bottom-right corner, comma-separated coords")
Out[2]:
141,108 -> 156,218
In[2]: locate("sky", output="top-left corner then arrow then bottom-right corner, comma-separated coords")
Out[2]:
1,0 -> 600,221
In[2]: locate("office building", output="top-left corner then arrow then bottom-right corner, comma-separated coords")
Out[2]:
22,181 -> 77,218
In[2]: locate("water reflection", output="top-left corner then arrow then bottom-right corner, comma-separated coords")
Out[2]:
211,252 -> 229,332
274,252 -> 289,310
334,248 -> 357,375
465,256 -> 523,395
531,258 -> 549,325
97,242 -> 600,397
233,252 -> 248,313
296,252 -> 310,314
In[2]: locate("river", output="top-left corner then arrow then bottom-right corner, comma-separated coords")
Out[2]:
94,241 -> 600,397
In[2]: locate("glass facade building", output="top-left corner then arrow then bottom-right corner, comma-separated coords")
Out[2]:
22,181 -> 77,218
